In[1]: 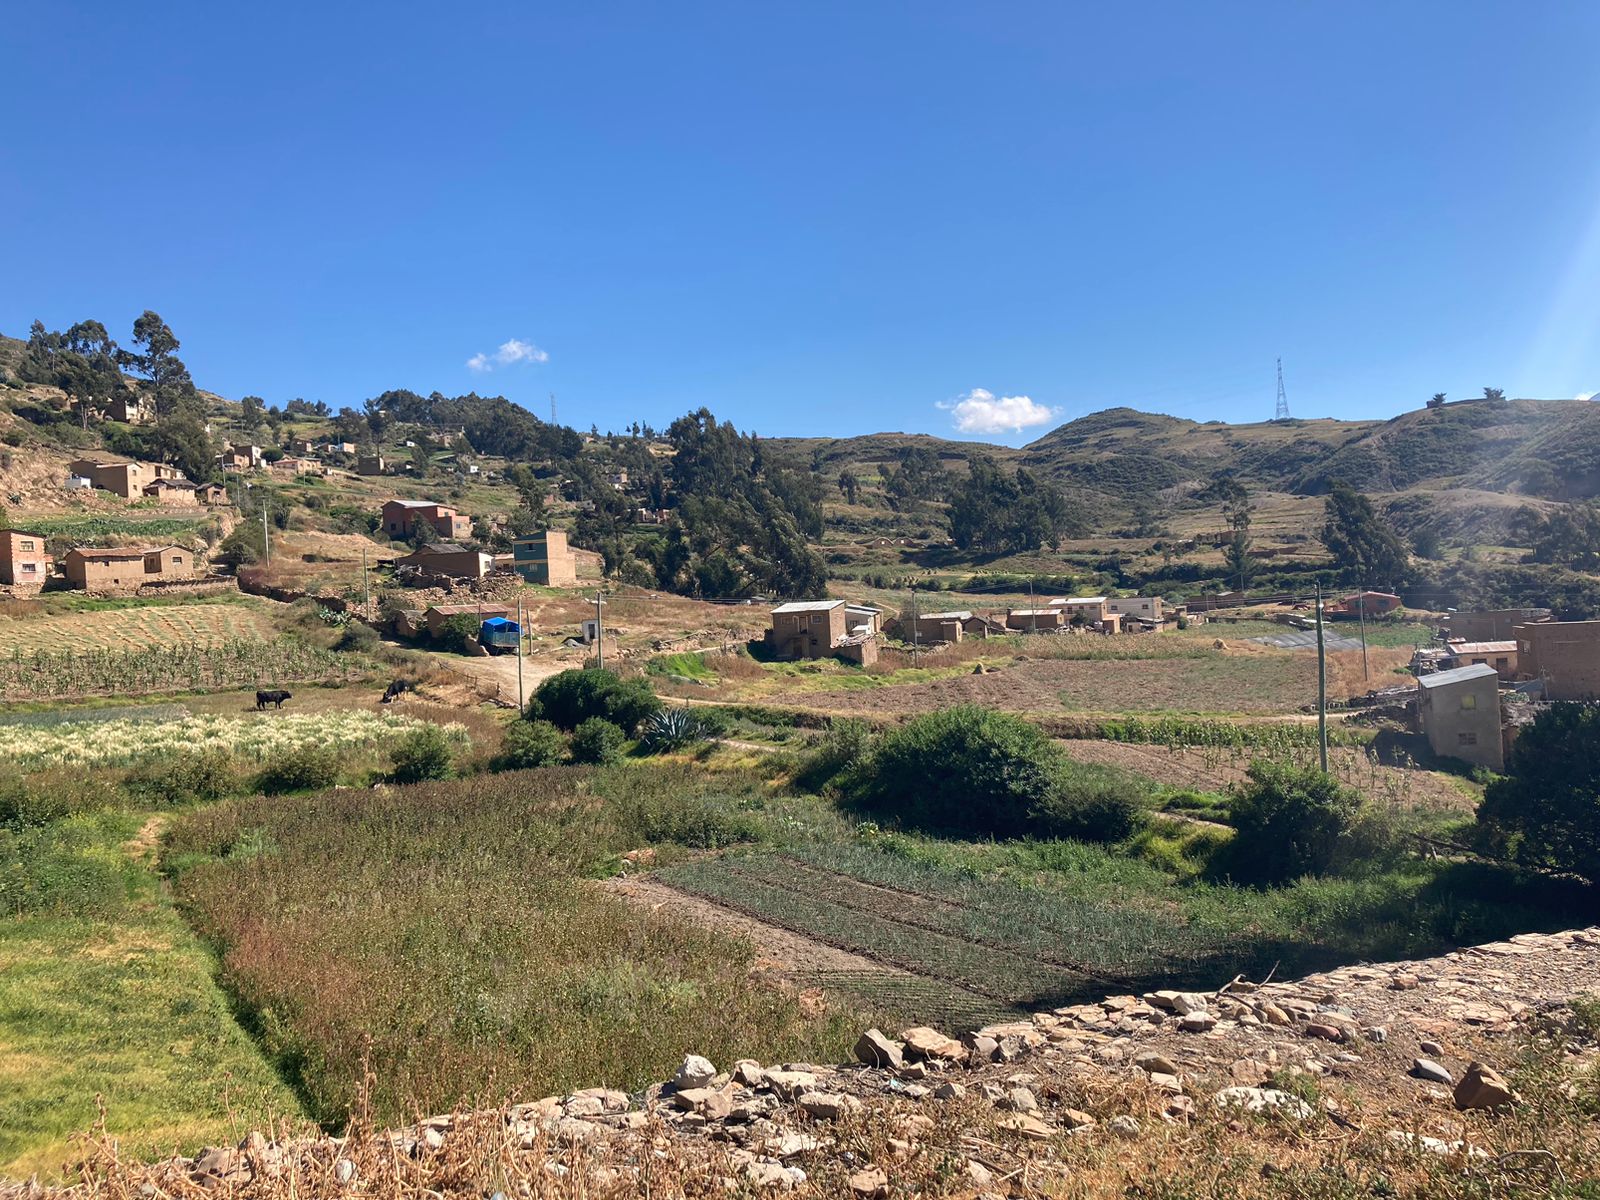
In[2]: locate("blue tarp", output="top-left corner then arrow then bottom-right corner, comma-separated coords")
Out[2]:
480,617 -> 520,632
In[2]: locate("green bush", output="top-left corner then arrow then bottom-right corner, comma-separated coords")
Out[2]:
390,724 -> 458,784
1477,702 -> 1600,883
844,705 -> 1060,838
1213,761 -> 1364,884
793,718 -> 874,793
123,749 -> 238,806
436,613 -> 482,655
255,746 -> 342,795
0,770 -> 112,828
334,621 -> 381,654
491,719 -> 567,771
570,718 -> 626,766
1031,762 -> 1149,842
529,669 -> 661,734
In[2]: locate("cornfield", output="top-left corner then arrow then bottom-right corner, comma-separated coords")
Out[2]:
0,638 -> 360,699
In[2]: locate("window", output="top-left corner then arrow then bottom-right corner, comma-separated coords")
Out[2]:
1460,694 -> 1476,711
19,540 -> 33,551
20,563 -> 36,574
171,555 -> 183,565
1495,658 -> 1508,670
1458,732 -> 1477,746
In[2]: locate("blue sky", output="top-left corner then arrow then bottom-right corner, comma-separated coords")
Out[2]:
4,3 -> 1600,443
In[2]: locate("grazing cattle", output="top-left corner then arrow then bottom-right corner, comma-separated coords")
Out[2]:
381,679 -> 412,704
256,689 -> 293,710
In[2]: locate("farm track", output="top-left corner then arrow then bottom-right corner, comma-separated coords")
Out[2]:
662,864 -> 1095,1007
761,856 -> 1135,986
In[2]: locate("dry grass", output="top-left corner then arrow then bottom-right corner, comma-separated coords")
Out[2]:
0,603 -> 277,654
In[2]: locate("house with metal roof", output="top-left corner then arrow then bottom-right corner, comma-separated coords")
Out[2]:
1417,662 -> 1502,771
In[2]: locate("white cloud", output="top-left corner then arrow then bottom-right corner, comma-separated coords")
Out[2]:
938,387 -> 1059,435
1577,391 -> 1596,401
466,338 -> 549,372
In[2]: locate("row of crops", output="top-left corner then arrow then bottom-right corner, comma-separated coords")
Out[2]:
0,638 -> 361,699
659,845 -> 1249,1009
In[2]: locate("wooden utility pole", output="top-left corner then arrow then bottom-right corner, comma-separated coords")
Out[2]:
594,592 -> 605,669
262,500 -> 271,565
1315,583 -> 1329,773
361,546 -> 370,616
516,595 -> 525,711
909,587 -> 919,658
1356,582 -> 1370,681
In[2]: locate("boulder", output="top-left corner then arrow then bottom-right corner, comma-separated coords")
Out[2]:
1000,1087 -> 1038,1114
1134,1052 -> 1179,1076
1304,1023 -> 1345,1043
900,1026 -> 968,1064
855,1028 -> 904,1070
1179,1012 -> 1217,1033
1061,1108 -> 1097,1130
673,1085 -> 735,1121
1453,1062 -> 1515,1110
933,1081 -> 966,1100
798,1092 -> 861,1120
1107,1115 -> 1141,1138
848,1167 -> 889,1198
673,1054 -> 718,1090
764,1070 -> 819,1099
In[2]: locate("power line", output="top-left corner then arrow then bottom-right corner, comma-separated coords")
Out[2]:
1274,357 -> 1291,421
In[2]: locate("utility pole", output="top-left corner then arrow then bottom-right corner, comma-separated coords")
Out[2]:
1029,578 -> 1037,635
1315,583 -> 1329,773
262,499 -> 271,565
516,594 -> 525,711
361,546 -> 369,615
909,587 -> 919,658
594,592 -> 605,669
1356,581 -> 1370,681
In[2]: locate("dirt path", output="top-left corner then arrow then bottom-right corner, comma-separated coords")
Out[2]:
426,650 -> 569,706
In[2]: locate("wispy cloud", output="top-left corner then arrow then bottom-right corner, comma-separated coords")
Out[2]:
937,387 -> 1059,435
466,338 -> 549,372
1578,391 -> 1596,401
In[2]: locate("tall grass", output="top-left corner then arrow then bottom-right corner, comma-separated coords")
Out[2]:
166,766 -> 856,1126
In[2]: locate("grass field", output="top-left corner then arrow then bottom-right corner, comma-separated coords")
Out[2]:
0,598 -> 277,653
0,811 -> 300,1178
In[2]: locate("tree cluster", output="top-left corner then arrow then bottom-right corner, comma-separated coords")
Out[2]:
1513,502 -> 1600,572
1320,480 -> 1410,585
947,455 -> 1080,554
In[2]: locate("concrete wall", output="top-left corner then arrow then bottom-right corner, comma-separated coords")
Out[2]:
1418,675 -> 1503,771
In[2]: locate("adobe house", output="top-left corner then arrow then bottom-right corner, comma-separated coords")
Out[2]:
1417,663 -> 1503,771
196,482 -> 230,505
961,612 -> 1008,638
393,543 -> 493,580
0,530 -> 52,593
143,478 -> 198,505
1339,591 -> 1402,618
511,530 -> 578,587
68,458 -> 176,500
217,448 -> 255,472
845,604 -> 882,636
62,545 -> 196,594
1442,639 -> 1518,680
1444,608 -> 1550,642
272,456 -> 323,476
1049,596 -> 1110,625
422,602 -> 513,638
288,437 -> 317,455
1106,595 -> 1164,622
910,610 -> 970,644
381,499 -> 472,541
106,395 -> 152,425
1515,619 -> 1600,700
357,454 -> 387,476
769,600 -> 848,660
1006,607 -> 1065,632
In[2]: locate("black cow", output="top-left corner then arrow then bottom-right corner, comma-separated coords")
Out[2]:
256,689 -> 293,710
381,679 -> 413,704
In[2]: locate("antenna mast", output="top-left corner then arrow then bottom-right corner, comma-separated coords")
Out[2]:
1274,358 -> 1291,421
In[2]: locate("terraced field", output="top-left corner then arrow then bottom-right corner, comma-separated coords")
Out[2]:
0,600 -> 276,653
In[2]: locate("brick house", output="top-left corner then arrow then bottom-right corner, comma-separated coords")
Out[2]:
511,530 -> 577,586
217,448 -> 255,472
1339,591 -> 1403,618
62,545 -> 196,594
1516,620 -> 1600,700
1049,596 -> 1110,625
1444,608 -> 1550,642
1006,607 -> 1065,631
909,610 -> 970,644
381,499 -> 472,541
1417,663 -> 1503,771
196,482 -> 230,505
143,478 -> 198,505
0,530 -> 52,593
394,543 -> 493,580
770,600 -> 848,660
68,458 -> 182,500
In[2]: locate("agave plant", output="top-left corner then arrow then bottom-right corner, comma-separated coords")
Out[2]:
637,708 -> 708,754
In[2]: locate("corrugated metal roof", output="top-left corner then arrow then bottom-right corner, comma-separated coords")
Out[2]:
1417,663 -> 1498,689
771,600 -> 844,614
917,610 -> 973,621
1447,640 -> 1517,654
1051,596 -> 1108,605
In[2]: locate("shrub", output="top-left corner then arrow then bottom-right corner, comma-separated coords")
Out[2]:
844,705 -> 1060,838
793,717 -> 874,793
1031,762 -> 1149,842
436,613 -> 482,655
491,720 -> 567,771
390,723 -> 458,784
255,746 -> 341,795
570,718 -> 625,766
123,749 -> 238,806
0,770 -> 109,828
529,668 -> 661,734
1214,761 -> 1364,884
1477,702 -> 1600,883
637,708 -> 711,755
334,621 -> 380,654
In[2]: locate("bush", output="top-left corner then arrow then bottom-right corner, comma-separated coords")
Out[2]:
255,746 -> 342,795
1214,761 -> 1364,884
123,749 -> 238,806
844,705 -> 1061,838
1031,762 -> 1149,842
436,613 -> 482,655
0,770 -> 110,828
334,622 -> 380,654
570,718 -> 626,766
1477,702 -> 1600,882
793,718 -> 874,793
529,669 -> 661,734
390,724 -> 458,784
491,720 -> 567,771
637,708 -> 710,755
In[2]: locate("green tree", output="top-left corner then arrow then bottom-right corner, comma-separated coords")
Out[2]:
120,311 -> 198,418
1215,762 -> 1364,884
1321,480 -> 1410,584
1477,703 -> 1600,883
529,668 -> 661,734
837,469 -> 859,504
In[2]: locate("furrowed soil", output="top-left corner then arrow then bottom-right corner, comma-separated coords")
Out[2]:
0,601 -> 277,653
